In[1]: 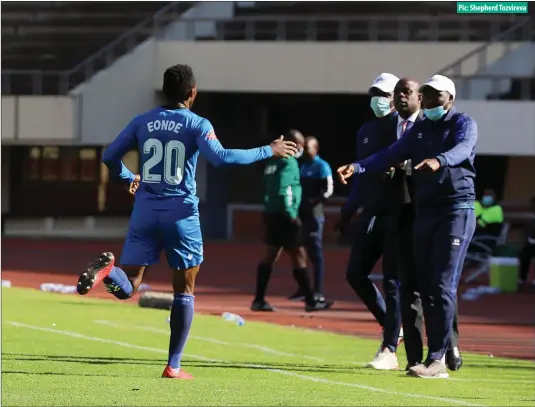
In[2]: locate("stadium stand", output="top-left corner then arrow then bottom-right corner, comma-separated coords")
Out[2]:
2,2 -> 533,95
1,1 -> 194,94
218,2 -> 533,41
1,2 -> 534,240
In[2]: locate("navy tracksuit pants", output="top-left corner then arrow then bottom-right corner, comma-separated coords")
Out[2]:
303,216 -> 325,293
414,207 -> 476,362
397,204 -> 461,364
345,214 -> 401,351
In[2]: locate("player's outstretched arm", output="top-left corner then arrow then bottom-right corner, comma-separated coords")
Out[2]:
101,119 -> 138,184
196,121 -> 297,167
348,129 -> 415,180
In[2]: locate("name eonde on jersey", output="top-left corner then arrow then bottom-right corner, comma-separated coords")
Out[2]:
146,120 -> 183,133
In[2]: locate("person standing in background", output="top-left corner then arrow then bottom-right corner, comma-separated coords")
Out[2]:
251,129 -> 333,313
288,136 -> 333,302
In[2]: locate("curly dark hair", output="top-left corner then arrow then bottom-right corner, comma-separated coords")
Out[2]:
162,64 -> 196,103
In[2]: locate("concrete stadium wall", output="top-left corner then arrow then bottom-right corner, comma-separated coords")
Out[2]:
154,41 -> 521,94
70,39 -> 159,145
5,95 -> 534,156
456,101 -> 535,156
1,96 -> 76,144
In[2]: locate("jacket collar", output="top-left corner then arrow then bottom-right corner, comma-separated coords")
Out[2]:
444,106 -> 457,122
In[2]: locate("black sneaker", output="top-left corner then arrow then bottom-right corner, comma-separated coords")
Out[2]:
251,300 -> 276,312
445,347 -> 463,371
305,299 -> 334,312
288,289 -> 305,302
314,292 -> 326,302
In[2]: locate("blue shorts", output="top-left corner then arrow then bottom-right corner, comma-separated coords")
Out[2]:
120,205 -> 203,270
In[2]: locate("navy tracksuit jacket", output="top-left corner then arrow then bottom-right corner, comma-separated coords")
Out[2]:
354,107 -> 478,361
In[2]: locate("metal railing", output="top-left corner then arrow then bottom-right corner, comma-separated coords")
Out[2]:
2,14 -> 533,95
155,14 -> 532,42
2,1 -> 187,95
448,74 -> 535,100
439,17 -> 532,76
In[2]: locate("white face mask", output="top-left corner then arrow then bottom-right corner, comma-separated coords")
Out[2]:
294,147 -> 304,159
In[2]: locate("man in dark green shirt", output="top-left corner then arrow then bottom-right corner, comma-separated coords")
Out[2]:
263,154 -> 302,219
252,129 -> 333,313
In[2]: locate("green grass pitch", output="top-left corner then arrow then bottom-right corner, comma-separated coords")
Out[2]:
2,287 -> 534,406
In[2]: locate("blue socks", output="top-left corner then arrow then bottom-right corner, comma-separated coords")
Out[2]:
103,266 -> 133,300
167,293 -> 195,369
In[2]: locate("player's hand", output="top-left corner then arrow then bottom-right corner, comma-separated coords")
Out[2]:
128,174 -> 141,196
414,158 -> 441,172
337,164 -> 355,184
270,136 -> 298,158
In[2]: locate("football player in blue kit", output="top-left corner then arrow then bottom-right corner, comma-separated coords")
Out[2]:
75,64 -> 297,380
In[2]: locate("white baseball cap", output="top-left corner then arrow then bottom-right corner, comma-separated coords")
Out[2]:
420,74 -> 456,100
369,73 -> 400,93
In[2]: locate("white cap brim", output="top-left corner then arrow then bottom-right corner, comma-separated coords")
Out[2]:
370,83 -> 393,93
420,75 -> 456,99
369,73 -> 399,94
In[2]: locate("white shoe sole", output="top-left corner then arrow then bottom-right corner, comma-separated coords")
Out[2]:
407,371 -> 450,379
367,363 -> 399,371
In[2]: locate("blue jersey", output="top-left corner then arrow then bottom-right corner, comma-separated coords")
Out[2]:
102,107 -> 273,210
299,155 -> 333,218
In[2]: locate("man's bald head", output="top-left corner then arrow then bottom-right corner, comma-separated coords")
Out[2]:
394,78 -> 422,119
304,136 -> 319,160
284,129 -> 305,148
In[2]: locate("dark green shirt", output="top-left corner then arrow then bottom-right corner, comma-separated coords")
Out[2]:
262,157 -> 302,219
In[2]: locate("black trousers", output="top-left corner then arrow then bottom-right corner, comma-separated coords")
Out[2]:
519,243 -> 535,282
397,204 -> 461,364
345,213 -> 401,351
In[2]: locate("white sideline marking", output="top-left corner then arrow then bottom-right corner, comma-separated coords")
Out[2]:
93,319 -> 327,362
93,320 -> 534,385
7,321 -> 487,407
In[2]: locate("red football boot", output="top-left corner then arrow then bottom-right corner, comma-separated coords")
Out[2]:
162,366 -> 194,380
77,252 -> 115,295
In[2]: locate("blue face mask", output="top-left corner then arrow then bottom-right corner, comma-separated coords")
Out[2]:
481,196 -> 494,206
424,104 -> 448,121
370,96 -> 392,118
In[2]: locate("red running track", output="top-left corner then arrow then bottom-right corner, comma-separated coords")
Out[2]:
2,238 -> 534,360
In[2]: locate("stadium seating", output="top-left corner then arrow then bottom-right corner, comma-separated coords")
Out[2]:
2,1 -> 533,95
1,1 -> 194,94
217,2 -> 534,42
0,1 -> 192,71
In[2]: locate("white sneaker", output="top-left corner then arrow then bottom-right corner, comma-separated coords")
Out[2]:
366,347 -> 399,370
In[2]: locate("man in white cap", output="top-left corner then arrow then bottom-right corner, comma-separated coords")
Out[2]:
337,74 -> 478,379
336,73 -> 405,370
